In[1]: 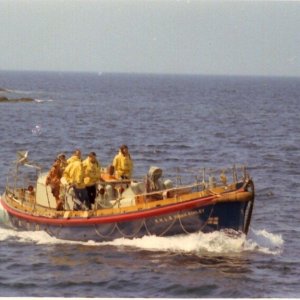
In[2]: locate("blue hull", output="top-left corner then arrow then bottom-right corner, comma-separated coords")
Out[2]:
5,200 -> 252,241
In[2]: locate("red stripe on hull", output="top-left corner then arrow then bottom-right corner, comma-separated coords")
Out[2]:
1,195 -> 216,226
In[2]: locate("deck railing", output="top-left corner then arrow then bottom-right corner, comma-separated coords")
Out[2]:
5,160 -> 251,210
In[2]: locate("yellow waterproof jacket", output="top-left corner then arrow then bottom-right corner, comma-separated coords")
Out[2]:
82,158 -> 101,186
63,158 -> 85,189
113,151 -> 133,179
67,155 -> 79,165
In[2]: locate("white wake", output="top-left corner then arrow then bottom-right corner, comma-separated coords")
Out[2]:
0,226 -> 283,256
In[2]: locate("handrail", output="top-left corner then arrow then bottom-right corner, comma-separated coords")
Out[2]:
6,157 -> 250,206
137,182 -> 202,198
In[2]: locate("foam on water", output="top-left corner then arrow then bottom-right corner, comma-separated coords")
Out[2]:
244,228 -> 284,255
34,99 -> 54,103
31,124 -> 43,136
103,229 -> 284,255
0,225 -> 283,256
102,231 -> 246,254
0,227 -> 79,245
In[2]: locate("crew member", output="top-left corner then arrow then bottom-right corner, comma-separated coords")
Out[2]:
101,165 -> 117,181
57,153 -> 68,171
63,152 -> 90,210
112,144 -> 133,179
46,158 -> 64,210
83,152 -> 101,206
67,149 -> 82,164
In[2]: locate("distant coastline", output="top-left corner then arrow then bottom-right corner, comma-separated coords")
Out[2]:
0,96 -> 34,103
1,87 -> 34,102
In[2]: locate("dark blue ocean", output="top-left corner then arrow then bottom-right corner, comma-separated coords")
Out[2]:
0,71 -> 299,298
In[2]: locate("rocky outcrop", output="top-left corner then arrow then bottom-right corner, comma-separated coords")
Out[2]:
0,96 -> 34,103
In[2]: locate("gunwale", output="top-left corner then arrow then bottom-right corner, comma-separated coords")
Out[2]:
1,180 -> 252,227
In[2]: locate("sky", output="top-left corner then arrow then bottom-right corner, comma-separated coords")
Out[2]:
0,0 -> 299,77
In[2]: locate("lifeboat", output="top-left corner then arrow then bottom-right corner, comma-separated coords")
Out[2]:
0,152 -> 255,242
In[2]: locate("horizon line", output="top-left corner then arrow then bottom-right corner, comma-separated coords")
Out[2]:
0,69 -> 299,79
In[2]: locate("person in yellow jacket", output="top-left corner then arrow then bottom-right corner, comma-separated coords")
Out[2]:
83,152 -> 101,205
112,144 -> 133,179
63,153 -> 90,210
67,149 -> 82,164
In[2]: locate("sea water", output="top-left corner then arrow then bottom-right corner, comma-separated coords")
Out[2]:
0,71 -> 299,297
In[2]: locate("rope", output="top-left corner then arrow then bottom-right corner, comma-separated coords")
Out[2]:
178,205 -> 215,234
158,217 -> 178,237
45,184 -> 52,208
143,218 -> 152,236
143,215 -> 177,237
112,197 -> 124,208
45,225 -> 62,238
94,223 -> 117,239
115,220 -> 145,238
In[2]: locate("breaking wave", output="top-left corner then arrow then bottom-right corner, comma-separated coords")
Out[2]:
0,226 -> 283,256
34,99 -> 54,103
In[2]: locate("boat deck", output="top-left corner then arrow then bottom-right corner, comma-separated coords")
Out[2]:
3,180 -> 251,221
